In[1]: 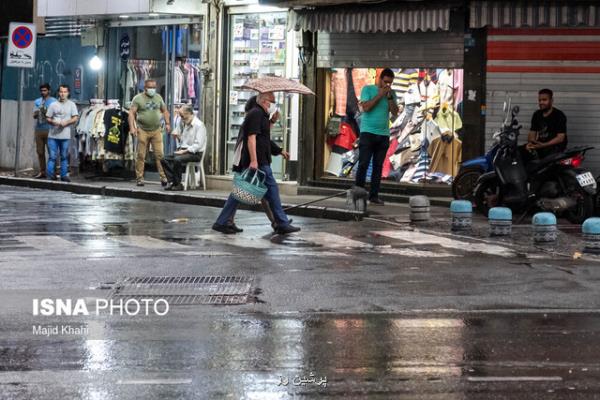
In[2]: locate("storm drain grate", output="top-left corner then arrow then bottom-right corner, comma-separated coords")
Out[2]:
109,276 -> 254,305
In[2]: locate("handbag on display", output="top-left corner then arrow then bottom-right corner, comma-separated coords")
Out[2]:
326,115 -> 342,137
231,168 -> 268,205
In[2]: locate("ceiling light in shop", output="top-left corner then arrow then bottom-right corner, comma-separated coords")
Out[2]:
89,55 -> 103,71
119,15 -> 130,19
149,13 -> 160,17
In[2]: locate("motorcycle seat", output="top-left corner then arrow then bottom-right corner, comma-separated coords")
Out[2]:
526,153 -> 563,173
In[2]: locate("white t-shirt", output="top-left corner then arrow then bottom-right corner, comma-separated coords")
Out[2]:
47,100 -> 79,140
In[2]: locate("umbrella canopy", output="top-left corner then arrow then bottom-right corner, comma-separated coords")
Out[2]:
241,76 -> 315,95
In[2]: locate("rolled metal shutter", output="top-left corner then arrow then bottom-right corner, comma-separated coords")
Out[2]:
485,28 -> 600,174
316,31 -> 464,68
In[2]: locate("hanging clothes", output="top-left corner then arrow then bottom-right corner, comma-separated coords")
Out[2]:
438,69 -> 457,107
103,109 -> 130,154
351,68 -> 373,100
346,68 -> 360,116
382,137 -> 398,178
331,69 -> 348,117
428,134 -> 462,177
392,68 -> 419,100
435,107 -> 463,135
409,151 -> 432,183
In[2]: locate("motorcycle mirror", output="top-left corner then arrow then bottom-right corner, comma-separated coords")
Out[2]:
503,102 -> 507,113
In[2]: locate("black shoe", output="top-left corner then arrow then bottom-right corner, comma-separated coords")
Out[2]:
136,181 -> 144,187
275,224 -> 301,235
228,223 -> 244,233
60,176 -> 71,183
161,180 -> 168,187
171,183 -> 184,191
212,223 -> 237,234
369,197 -> 385,206
48,176 -> 57,181
272,218 -> 294,232
164,182 -> 173,191
34,173 -> 46,179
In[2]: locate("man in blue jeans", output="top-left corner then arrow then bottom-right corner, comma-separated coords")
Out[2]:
213,92 -> 300,235
45,85 -> 79,182
355,68 -> 399,205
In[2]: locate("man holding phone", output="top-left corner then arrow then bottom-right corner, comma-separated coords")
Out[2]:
355,68 -> 399,205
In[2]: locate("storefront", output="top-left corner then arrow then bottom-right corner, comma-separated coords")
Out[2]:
103,16 -> 206,161
283,1 -> 482,195
470,0 -> 600,176
219,1 -> 300,181
35,1 -> 208,175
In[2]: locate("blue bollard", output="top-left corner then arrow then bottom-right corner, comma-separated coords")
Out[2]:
451,200 -> 472,231
582,218 -> 600,254
489,207 -> 512,236
532,212 -> 557,243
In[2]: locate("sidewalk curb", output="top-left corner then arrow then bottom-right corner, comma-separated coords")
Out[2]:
298,185 -> 453,207
0,177 -> 365,222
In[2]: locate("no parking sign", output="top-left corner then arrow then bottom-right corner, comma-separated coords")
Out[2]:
6,22 -> 36,68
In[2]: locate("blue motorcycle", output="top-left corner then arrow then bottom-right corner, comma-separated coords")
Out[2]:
451,130 -> 500,201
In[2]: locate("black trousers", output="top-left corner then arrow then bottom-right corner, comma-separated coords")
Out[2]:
160,152 -> 202,185
355,132 -> 390,199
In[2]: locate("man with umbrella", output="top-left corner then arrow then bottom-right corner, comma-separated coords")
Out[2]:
213,91 -> 301,235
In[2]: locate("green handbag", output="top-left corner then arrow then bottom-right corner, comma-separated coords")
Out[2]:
231,168 -> 268,205
326,116 -> 342,137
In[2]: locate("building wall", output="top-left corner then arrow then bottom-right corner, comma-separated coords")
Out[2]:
0,36 -> 98,170
485,28 -> 600,174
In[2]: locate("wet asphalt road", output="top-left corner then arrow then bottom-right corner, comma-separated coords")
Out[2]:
1,186 -> 600,399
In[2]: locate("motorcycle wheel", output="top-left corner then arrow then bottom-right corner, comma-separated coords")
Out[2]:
452,167 -> 483,201
564,189 -> 594,224
474,177 -> 501,217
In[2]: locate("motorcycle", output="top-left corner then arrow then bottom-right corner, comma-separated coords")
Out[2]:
474,100 -> 596,224
452,129 -> 500,201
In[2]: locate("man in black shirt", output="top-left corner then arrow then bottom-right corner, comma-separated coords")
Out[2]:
526,88 -> 567,159
213,92 -> 301,235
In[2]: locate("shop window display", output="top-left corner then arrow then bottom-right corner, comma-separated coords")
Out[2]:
226,12 -> 291,179
325,67 -> 464,186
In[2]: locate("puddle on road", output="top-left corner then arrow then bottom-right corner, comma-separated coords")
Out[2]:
269,235 -> 323,248
1,313 -> 598,397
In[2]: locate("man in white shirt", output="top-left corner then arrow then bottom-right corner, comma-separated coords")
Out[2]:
45,85 -> 79,182
161,105 -> 206,191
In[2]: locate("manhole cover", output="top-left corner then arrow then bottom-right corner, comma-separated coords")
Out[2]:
109,276 -> 254,305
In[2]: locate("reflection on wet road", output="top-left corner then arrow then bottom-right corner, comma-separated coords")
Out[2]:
1,313 -> 599,399
1,187 -> 600,398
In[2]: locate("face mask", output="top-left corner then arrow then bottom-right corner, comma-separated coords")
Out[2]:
146,88 -> 156,97
268,102 -> 278,116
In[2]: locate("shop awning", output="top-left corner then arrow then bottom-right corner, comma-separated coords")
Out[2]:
470,1 -> 600,29
288,4 -> 451,33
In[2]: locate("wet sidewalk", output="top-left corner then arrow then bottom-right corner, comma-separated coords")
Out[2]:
0,170 -> 450,222
1,169 -> 594,261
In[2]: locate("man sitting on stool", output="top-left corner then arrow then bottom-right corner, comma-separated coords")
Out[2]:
162,105 -> 207,191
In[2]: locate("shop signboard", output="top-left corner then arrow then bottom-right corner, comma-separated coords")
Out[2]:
74,67 -> 82,95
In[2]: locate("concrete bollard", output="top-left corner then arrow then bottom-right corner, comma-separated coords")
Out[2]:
409,195 -> 430,222
346,186 -> 368,212
489,207 -> 512,236
532,212 -> 557,243
582,218 -> 600,254
450,200 -> 472,231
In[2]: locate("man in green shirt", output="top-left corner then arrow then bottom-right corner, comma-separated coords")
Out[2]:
355,68 -> 399,205
129,79 -> 171,187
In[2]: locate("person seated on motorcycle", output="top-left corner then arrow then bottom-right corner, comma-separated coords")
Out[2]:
523,88 -> 567,162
